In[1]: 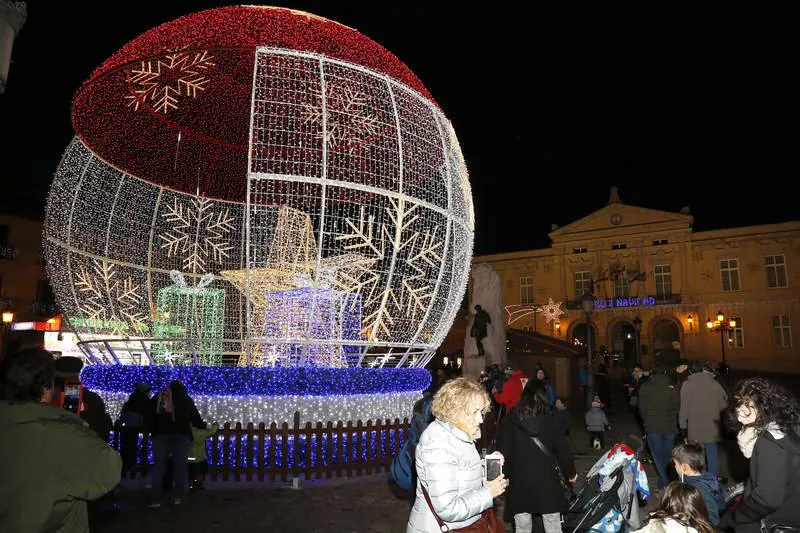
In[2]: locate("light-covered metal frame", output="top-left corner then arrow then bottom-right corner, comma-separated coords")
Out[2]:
44,47 -> 474,368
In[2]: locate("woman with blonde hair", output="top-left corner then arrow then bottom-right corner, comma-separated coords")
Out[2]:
407,377 -> 507,532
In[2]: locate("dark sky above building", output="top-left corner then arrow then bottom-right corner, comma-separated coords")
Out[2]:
0,2 -> 795,255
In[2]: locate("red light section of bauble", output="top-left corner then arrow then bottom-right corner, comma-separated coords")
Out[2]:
71,6 -> 438,204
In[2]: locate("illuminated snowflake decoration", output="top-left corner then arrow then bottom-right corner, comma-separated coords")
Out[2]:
73,259 -> 147,335
161,350 -> 178,366
333,199 -> 444,341
301,85 -> 382,152
159,197 -> 234,274
537,298 -> 565,324
125,50 -> 215,113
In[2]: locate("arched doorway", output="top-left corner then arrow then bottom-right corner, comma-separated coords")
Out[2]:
652,318 -> 682,365
571,323 -> 597,353
609,321 -> 637,367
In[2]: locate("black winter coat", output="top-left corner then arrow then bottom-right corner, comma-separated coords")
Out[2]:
120,389 -> 154,430
638,373 -> 680,434
722,427 -> 800,531
497,410 -> 576,515
151,383 -> 206,438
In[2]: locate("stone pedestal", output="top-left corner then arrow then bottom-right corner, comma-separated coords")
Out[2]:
463,263 -> 506,379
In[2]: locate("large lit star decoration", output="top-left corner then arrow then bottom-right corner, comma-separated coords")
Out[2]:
537,298 -> 565,324
221,206 -> 379,366
159,196 -> 234,274
125,49 -> 215,113
302,84 -> 382,153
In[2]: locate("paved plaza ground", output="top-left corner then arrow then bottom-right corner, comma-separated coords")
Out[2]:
91,384 -> 748,533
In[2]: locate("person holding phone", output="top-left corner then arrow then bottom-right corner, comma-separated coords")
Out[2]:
407,377 -> 506,533
498,380 -> 576,533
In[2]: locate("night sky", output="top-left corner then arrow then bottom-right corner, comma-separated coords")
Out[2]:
1,2 -> 795,255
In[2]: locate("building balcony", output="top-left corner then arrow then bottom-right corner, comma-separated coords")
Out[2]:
565,293 -> 682,311
0,244 -> 20,260
30,302 -> 60,317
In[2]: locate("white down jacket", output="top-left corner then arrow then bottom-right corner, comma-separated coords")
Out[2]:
406,420 -> 494,533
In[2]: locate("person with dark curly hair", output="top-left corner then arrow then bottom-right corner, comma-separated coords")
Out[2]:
719,377 -> 800,533
0,347 -> 121,532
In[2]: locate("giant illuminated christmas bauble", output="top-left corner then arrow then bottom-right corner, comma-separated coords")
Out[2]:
44,5 -> 474,373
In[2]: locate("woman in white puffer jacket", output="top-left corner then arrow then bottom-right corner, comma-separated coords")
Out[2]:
637,482 -> 715,533
406,377 -> 508,533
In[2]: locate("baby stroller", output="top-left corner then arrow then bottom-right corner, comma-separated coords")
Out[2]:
563,435 -> 650,533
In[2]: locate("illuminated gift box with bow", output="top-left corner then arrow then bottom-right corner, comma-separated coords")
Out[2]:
152,271 -> 225,366
262,286 -> 362,368
222,206 -> 378,367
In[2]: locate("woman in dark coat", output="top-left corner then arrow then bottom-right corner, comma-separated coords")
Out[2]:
498,380 -> 577,533
148,380 -> 206,507
118,383 -> 153,477
720,378 -> 800,533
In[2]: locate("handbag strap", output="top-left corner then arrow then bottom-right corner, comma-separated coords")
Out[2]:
530,435 -> 552,458
531,435 -> 568,483
421,484 -> 450,532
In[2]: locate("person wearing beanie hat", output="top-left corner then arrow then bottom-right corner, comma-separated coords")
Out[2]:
493,359 -> 528,412
585,396 -> 610,449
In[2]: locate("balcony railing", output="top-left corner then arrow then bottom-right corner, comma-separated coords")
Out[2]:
565,293 -> 682,310
30,302 -> 60,317
0,244 -> 19,260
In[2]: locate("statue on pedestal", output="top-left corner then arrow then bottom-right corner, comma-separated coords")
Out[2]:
463,263 -> 506,379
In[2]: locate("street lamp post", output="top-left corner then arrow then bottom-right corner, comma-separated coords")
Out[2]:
580,292 -> 595,407
706,310 -> 735,372
1,310 -> 15,360
632,315 -> 642,365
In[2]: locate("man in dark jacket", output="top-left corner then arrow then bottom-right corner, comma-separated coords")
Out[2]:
149,380 -> 206,507
0,348 -> 121,532
638,366 -> 680,489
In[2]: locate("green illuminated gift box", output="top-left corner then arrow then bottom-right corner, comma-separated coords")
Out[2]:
152,273 -> 225,366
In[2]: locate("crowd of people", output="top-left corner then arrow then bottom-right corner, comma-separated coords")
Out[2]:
0,347 -> 218,531
2,344 -> 799,533
632,359 -> 729,488
405,357 -> 800,533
